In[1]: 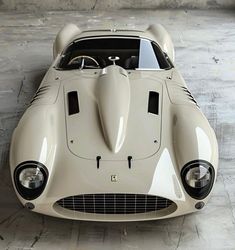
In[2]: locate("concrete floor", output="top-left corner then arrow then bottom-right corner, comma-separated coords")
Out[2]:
1,0 -> 235,11
0,9 -> 235,250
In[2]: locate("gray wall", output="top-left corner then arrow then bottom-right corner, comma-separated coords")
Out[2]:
0,0 -> 235,11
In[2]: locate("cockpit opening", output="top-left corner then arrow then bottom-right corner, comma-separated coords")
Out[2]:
57,37 -> 172,70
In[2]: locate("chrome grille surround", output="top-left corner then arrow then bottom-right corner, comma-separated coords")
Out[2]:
55,193 -> 174,214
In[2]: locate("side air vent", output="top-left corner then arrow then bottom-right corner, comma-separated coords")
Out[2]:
181,87 -> 198,106
148,91 -> 159,115
68,91 -> 79,115
166,82 -> 199,108
30,85 -> 50,104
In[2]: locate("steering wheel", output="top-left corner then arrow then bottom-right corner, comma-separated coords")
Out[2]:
68,55 -> 100,69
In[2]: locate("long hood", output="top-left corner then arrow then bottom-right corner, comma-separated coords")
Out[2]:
63,66 -> 163,160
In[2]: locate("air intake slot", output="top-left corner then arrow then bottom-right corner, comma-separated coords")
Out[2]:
181,87 -> 198,106
68,91 -> 79,115
56,193 -> 174,214
30,86 -> 50,104
148,91 -> 159,115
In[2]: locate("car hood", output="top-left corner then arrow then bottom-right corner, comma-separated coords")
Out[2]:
63,65 -> 164,161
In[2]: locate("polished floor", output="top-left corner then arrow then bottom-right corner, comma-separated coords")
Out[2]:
0,9 -> 235,250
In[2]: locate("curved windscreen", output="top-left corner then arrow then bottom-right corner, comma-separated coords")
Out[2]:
58,37 -> 172,70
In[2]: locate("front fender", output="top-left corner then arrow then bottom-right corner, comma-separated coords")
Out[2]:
9,105 -> 58,173
171,105 -> 218,173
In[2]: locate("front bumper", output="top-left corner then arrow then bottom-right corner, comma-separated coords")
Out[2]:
22,193 -> 206,222
11,148 -> 213,221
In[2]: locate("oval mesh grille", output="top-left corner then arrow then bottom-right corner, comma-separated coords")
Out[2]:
56,193 -> 174,214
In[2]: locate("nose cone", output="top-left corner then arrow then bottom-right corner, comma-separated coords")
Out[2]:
97,66 -> 130,153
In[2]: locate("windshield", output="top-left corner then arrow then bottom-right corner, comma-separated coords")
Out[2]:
57,37 -> 172,70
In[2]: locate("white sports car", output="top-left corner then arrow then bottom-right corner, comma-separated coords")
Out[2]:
10,24 -> 218,221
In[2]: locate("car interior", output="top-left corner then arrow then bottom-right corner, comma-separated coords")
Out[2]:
57,37 -> 171,70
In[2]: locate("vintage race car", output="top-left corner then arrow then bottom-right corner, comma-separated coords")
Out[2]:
10,24 -> 218,221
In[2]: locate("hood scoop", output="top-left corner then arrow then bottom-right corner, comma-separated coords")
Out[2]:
97,66 -> 130,153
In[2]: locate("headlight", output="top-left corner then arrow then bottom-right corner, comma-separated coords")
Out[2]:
181,160 -> 215,200
185,165 -> 211,188
19,168 -> 44,189
14,161 -> 48,200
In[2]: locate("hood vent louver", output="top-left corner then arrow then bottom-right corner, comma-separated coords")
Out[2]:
68,91 -> 80,115
166,82 -> 199,108
148,91 -> 159,115
181,87 -> 198,106
29,84 -> 59,106
30,85 -> 51,105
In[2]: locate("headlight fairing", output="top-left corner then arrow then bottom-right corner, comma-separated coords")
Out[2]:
181,160 -> 215,200
14,161 -> 48,200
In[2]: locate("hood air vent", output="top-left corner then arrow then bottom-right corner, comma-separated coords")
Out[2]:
181,87 -> 198,106
148,91 -> 159,115
30,85 -> 50,104
68,91 -> 79,115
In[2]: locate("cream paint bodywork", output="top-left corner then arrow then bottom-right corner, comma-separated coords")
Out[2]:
9,27 -> 218,221
64,67 -> 162,160
97,66 -> 130,153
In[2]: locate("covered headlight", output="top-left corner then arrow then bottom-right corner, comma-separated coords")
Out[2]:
181,160 -> 215,199
14,161 -> 48,200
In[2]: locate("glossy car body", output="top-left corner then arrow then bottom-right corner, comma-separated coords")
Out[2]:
9,24 -> 218,221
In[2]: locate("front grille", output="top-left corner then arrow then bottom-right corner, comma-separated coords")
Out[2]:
56,193 -> 174,214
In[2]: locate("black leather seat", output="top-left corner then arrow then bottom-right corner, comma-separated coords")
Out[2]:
124,56 -> 139,69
